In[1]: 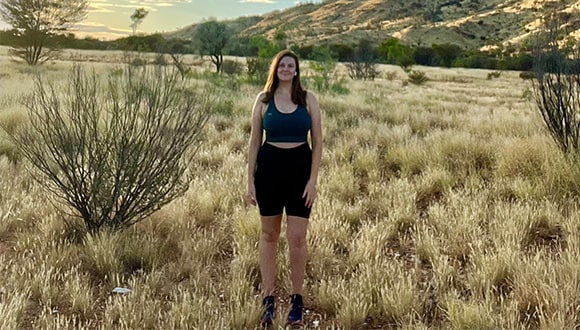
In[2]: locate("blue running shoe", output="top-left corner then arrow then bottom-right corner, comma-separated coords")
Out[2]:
287,294 -> 303,326
261,295 -> 275,327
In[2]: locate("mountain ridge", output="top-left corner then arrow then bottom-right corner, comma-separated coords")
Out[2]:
167,0 -> 580,51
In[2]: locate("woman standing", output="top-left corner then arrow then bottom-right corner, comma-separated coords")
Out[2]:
247,50 -> 322,327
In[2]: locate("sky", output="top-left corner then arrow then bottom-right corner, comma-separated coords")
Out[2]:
0,0 -> 321,40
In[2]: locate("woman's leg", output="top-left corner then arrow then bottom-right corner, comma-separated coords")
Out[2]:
286,215 -> 309,295
260,215 -> 283,296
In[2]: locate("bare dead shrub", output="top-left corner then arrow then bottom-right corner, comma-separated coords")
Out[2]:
3,64 -> 212,232
345,62 -> 378,81
530,14 -> 580,155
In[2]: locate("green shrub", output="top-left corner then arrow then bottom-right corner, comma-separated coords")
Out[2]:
331,81 -> 350,95
385,71 -> 398,81
486,71 -> 501,80
214,99 -> 235,116
221,59 -> 243,76
407,70 -> 428,85
246,57 -> 269,81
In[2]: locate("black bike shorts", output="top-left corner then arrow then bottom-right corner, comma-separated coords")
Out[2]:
254,142 -> 312,219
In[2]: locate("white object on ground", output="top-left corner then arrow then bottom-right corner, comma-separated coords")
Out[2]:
112,287 -> 131,294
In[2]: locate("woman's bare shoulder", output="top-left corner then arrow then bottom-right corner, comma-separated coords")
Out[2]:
305,90 -> 319,104
256,91 -> 268,102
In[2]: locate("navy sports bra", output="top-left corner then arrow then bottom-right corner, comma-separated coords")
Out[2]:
263,98 -> 311,143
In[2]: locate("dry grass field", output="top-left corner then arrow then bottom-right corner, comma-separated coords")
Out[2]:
1,46 -> 580,329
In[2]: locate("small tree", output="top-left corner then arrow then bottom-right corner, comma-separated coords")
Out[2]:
160,38 -> 194,79
194,20 -> 231,73
249,35 -> 281,59
0,0 -> 88,65
530,13 -> 580,155
130,7 -> 148,36
432,43 -> 463,67
2,64 -> 212,232
378,38 -> 413,66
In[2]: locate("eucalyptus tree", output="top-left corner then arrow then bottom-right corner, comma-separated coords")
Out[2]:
194,20 -> 231,73
130,7 -> 148,35
0,0 -> 88,65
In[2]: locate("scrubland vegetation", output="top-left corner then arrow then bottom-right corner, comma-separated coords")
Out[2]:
1,46 -> 580,329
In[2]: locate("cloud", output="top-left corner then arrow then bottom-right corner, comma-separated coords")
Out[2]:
72,21 -> 131,40
88,0 -> 191,13
89,3 -> 114,13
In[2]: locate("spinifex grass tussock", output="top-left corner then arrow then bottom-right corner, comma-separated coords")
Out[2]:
0,108 -> 27,136
443,294 -> 496,330
415,168 -> 456,217
427,132 -> 496,181
381,141 -> 428,178
3,51 -> 580,328
469,248 -> 519,301
496,136 -> 554,180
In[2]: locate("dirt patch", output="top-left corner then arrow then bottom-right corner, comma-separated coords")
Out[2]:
0,234 -> 16,258
522,216 -> 567,255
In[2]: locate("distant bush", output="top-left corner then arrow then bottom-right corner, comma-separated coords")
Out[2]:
221,59 -> 243,75
154,53 -> 167,65
345,39 -> 379,81
455,53 -> 497,69
498,53 -> 534,71
330,81 -> 350,95
519,71 -> 536,80
385,71 -> 398,81
432,43 -> 464,67
327,43 -> 356,62
309,46 -> 338,90
407,70 -> 428,85
487,71 -> 502,80
378,38 -> 413,65
246,57 -> 269,83
214,98 -> 235,116
345,62 -> 378,81
117,34 -> 166,53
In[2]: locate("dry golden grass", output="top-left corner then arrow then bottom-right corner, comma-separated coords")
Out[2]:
2,48 -> 580,329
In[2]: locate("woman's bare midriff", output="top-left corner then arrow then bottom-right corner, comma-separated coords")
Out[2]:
266,141 -> 307,149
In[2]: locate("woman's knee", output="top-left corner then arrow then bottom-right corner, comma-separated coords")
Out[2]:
287,231 -> 306,248
261,228 -> 281,243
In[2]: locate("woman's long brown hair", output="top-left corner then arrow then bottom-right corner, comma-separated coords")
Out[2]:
262,50 -> 307,106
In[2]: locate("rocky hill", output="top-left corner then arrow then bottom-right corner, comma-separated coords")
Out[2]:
169,0 -> 580,51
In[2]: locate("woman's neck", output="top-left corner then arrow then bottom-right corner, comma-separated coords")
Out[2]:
277,81 -> 292,94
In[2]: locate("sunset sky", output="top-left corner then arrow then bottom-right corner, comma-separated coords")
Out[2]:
0,0 -> 321,40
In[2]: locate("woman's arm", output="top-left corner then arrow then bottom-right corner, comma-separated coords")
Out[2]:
247,92 -> 266,206
304,91 -> 322,208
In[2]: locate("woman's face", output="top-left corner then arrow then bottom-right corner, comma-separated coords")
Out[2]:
277,56 -> 297,82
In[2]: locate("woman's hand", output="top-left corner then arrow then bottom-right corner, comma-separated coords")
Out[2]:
302,180 -> 317,208
247,182 -> 257,206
